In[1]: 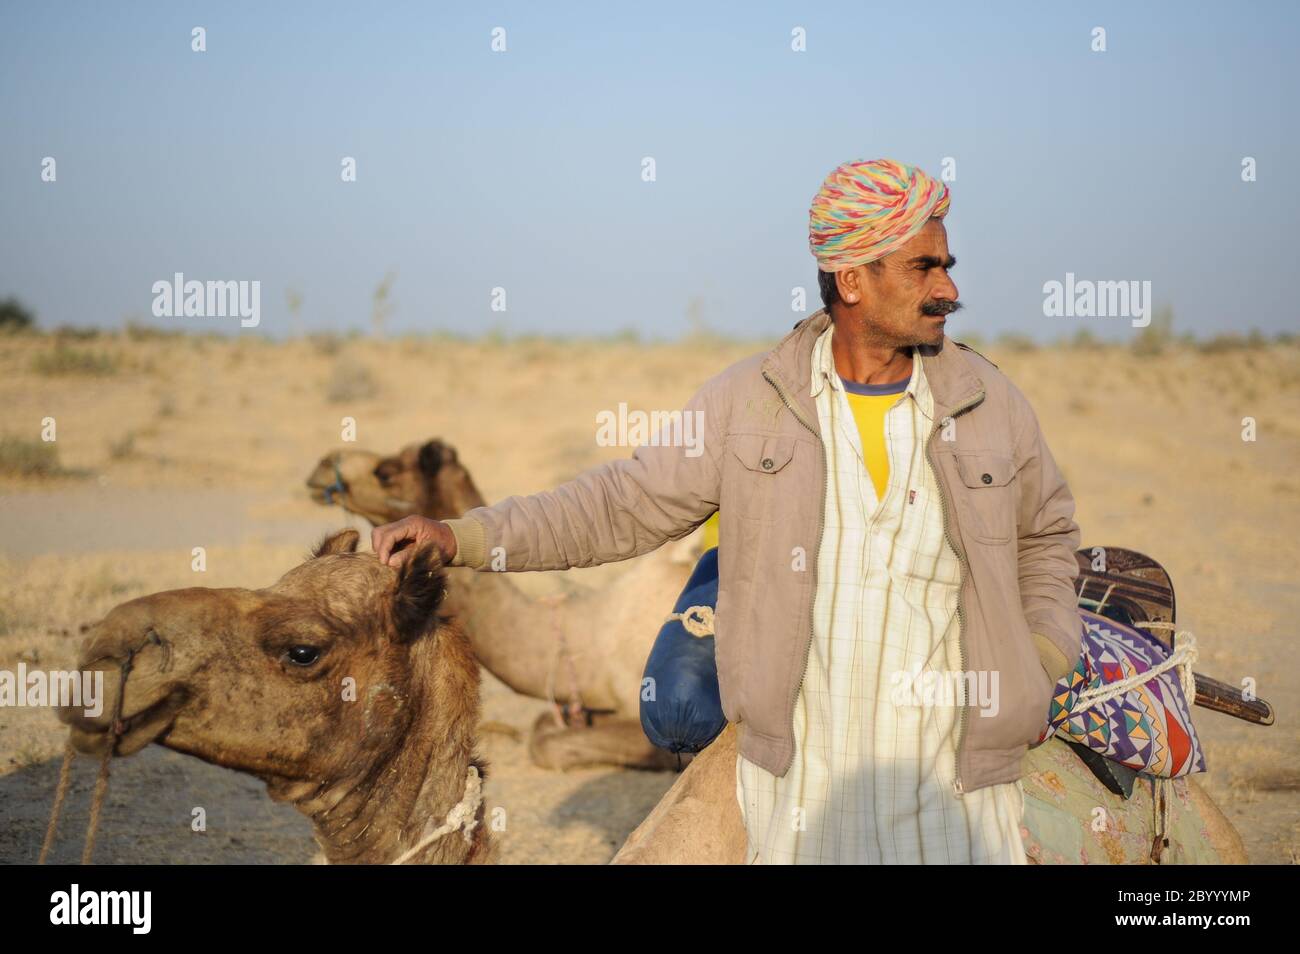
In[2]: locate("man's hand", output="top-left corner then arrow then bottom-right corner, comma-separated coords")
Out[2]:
371,515 -> 458,568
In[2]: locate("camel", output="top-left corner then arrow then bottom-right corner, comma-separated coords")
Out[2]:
611,724 -> 1249,864
57,530 -> 493,865
51,527 -> 1247,866
307,439 -> 697,771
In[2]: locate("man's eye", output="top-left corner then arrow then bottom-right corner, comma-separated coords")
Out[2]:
287,646 -> 321,666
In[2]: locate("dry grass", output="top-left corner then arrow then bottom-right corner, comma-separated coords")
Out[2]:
0,328 -> 1296,862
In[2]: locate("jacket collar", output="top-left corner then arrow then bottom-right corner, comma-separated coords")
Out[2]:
761,309 -> 986,426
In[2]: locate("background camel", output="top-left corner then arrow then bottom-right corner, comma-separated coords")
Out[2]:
57,530 -> 492,865
611,724 -> 1249,864
307,438 -> 699,771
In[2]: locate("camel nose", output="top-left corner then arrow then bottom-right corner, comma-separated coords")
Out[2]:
54,661 -> 120,733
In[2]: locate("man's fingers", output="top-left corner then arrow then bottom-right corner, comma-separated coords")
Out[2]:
373,525 -> 393,565
373,518 -> 408,566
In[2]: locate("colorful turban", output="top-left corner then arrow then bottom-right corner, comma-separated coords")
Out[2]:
808,158 -> 950,272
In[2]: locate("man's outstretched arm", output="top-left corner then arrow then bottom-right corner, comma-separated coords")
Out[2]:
373,381 -> 724,570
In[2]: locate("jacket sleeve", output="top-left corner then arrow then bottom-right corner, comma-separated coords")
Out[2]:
443,379 -> 725,572
1011,387 -> 1083,682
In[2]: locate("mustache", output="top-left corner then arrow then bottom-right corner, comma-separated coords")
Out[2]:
921,299 -> 963,317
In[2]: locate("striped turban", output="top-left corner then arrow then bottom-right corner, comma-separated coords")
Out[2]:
808,158 -> 950,272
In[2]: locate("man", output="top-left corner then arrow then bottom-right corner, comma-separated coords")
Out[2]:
373,158 -> 1082,864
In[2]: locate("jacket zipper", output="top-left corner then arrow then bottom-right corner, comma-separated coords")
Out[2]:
762,369 -> 825,777
925,389 -> 985,796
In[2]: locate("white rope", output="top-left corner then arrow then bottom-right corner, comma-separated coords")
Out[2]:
665,605 -> 715,638
1067,620 -> 1194,862
390,765 -> 483,865
1070,623 -> 1198,712
1092,582 -> 1117,614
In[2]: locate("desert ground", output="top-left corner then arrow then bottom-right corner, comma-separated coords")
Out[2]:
0,326 -> 1296,864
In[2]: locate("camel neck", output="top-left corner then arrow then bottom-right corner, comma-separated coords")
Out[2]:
289,633 -> 487,864
442,568 -> 559,701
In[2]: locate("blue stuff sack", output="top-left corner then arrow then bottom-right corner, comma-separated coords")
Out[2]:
639,547 -> 726,753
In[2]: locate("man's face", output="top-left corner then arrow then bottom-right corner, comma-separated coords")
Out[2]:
833,218 -> 961,347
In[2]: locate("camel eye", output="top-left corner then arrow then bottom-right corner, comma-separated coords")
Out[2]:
287,646 -> 321,666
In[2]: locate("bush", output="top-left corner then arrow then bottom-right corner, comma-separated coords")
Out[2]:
0,298 -> 35,331
31,343 -> 119,376
0,436 -> 63,476
326,355 -> 378,403
1131,304 -> 1175,357
995,332 -> 1038,353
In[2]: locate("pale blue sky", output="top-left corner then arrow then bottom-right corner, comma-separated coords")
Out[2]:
1,1 -> 1296,341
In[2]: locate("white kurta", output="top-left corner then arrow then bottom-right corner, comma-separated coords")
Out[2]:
735,325 -> 1027,864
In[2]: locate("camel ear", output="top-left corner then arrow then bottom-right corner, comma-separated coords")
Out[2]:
417,439 -> 447,476
313,528 -> 360,557
391,545 -> 448,643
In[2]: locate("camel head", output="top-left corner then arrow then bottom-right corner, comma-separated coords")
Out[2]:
58,529 -> 490,864
306,438 -> 485,526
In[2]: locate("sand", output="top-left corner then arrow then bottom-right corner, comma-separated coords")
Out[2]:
0,329 -> 1295,863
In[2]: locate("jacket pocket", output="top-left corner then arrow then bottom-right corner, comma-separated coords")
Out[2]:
725,433 -> 796,515
729,433 -> 796,474
953,451 -> 1016,545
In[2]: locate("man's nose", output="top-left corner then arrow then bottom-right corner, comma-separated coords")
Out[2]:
934,271 -> 959,302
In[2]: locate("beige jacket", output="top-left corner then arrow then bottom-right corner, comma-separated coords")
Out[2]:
446,309 -> 1083,793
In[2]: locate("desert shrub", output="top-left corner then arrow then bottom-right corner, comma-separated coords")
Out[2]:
326,355 -> 378,403
1131,304 -> 1175,357
0,436 -> 63,476
995,332 -> 1038,353
31,342 -> 118,376
0,298 -> 35,332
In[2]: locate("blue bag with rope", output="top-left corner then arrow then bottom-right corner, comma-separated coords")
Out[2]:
639,547 -> 727,754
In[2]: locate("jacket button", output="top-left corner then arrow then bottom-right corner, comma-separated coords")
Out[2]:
761,457 -> 774,471
981,473 -> 992,484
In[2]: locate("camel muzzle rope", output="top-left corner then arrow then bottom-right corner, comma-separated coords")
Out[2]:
38,635 -> 159,865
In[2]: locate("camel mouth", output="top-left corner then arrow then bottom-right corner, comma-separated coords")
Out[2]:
63,690 -> 187,758
307,483 -> 342,506
306,468 -> 348,507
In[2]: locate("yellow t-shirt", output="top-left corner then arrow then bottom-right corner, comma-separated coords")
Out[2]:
701,374 -> 906,545
841,376 -> 910,502
842,392 -> 894,500
701,511 -> 720,550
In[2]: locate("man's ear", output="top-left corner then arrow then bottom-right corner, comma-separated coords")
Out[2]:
313,528 -> 360,557
390,544 -> 448,643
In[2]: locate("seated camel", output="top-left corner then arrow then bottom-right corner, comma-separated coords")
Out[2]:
307,439 -> 697,771
58,530 -> 492,864
52,529 -> 1247,865
611,724 -> 1249,864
